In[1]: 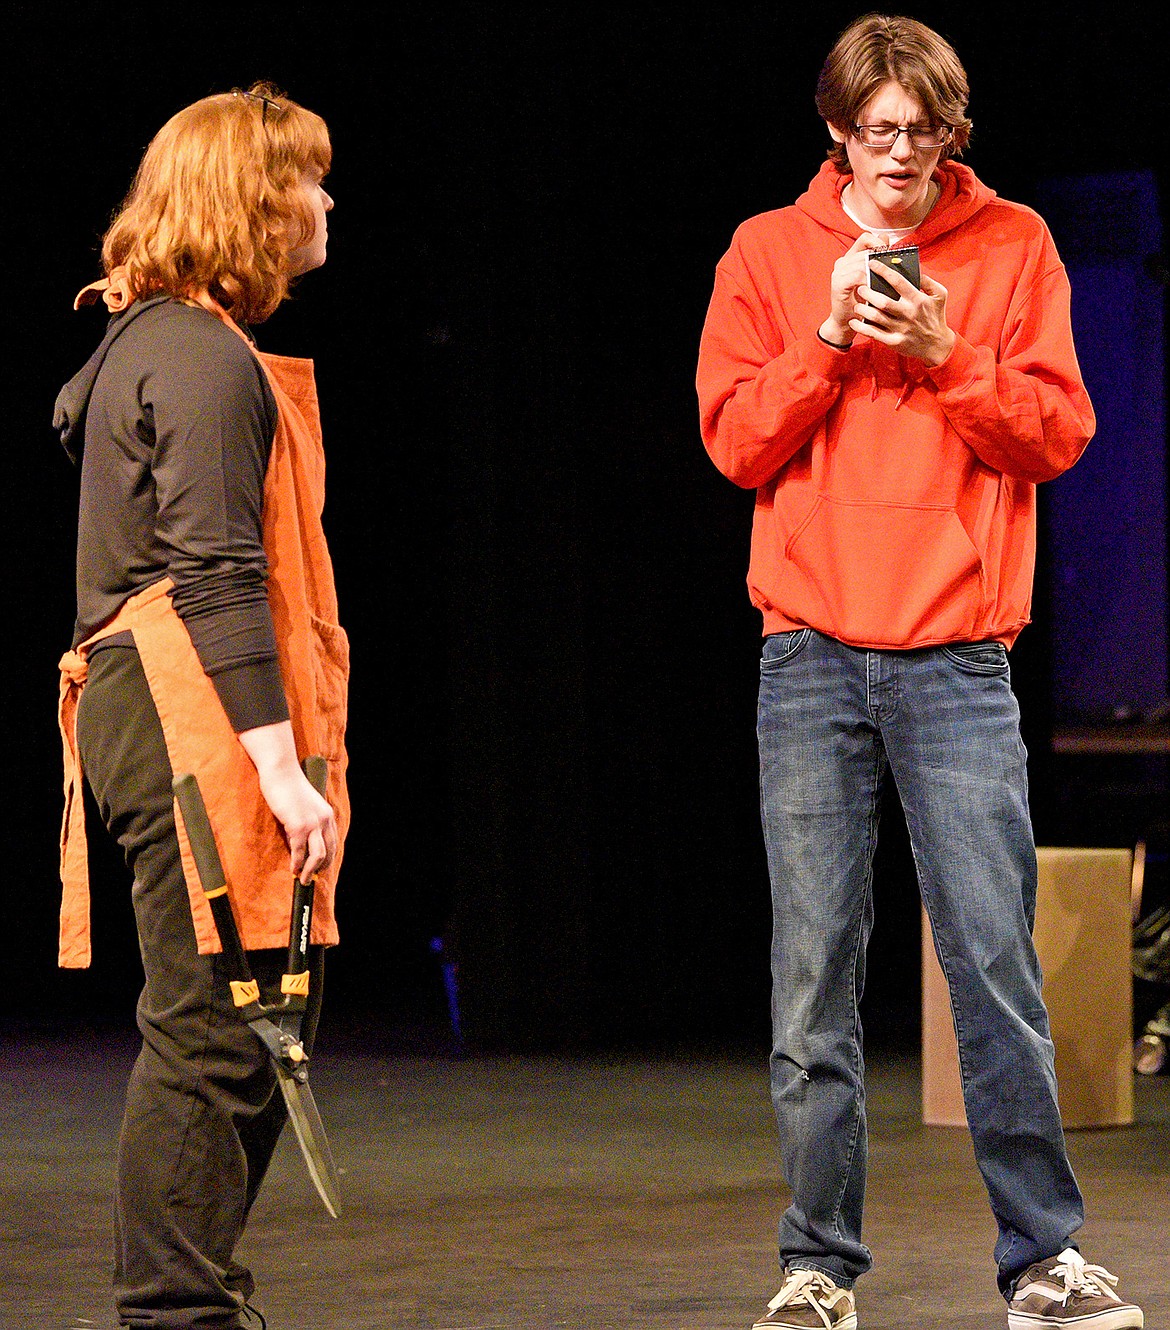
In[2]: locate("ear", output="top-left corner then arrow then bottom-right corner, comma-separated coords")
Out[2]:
826,121 -> 848,145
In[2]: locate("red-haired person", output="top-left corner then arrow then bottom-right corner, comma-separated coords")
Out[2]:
55,84 -> 348,1329
697,17 -> 1141,1330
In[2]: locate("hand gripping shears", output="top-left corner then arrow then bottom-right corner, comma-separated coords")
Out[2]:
172,759 -> 342,1218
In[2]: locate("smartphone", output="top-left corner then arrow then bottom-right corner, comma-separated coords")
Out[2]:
866,245 -> 920,300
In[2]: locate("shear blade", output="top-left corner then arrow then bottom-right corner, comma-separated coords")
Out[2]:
275,1063 -> 342,1218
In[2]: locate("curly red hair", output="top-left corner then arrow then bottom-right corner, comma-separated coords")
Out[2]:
102,82 -> 331,324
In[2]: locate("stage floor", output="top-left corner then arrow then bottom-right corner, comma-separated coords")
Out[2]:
2,1030 -> 1166,1329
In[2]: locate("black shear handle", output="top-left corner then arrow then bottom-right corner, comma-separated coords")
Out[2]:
283,755 -> 329,1006
172,772 -> 260,1013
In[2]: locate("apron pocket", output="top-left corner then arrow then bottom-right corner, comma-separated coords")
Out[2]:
310,614 -> 349,761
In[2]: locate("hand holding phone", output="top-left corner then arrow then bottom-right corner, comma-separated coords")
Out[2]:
852,243 -> 955,365
821,232 -> 900,347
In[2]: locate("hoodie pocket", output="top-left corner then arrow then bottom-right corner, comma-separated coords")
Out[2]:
784,494 -> 990,645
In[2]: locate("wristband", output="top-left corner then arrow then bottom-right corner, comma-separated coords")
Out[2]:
817,329 -> 853,351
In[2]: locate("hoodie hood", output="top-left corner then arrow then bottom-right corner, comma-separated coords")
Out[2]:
795,159 -> 996,245
53,296 -> 169,463
793,160 -> 998,409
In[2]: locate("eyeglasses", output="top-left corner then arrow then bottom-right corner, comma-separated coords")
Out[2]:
852,123 -> 952,150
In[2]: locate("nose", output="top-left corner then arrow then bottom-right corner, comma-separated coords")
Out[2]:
321,188 -> 334,213
888,129 -> 916,161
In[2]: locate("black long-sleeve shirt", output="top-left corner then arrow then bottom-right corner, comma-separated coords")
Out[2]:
64,298 -> 289,731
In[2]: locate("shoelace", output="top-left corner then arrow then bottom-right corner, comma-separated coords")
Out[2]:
768,1270 -> 848,1329
1049,1250 -> 1121,1303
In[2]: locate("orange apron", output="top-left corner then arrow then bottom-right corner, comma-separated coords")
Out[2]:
57,296 -> 350,968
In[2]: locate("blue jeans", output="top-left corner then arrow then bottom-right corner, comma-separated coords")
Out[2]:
758,629 -> 1084,1295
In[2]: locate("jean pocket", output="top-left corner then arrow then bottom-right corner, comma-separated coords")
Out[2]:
941,640 -> 1008,675
761,628 -> 812,672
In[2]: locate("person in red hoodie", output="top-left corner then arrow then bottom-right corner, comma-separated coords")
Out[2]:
697,15 -> 1142,1330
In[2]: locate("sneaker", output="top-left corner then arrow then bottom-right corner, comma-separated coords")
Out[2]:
1008,1249 -> 1142,1330
752,1268 -> 858,1330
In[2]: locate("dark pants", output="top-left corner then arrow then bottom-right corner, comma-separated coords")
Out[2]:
77,646 -> 323,1329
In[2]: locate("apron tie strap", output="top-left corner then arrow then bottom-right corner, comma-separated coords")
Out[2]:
57,649 -> 92,967
73,267 -> 135,313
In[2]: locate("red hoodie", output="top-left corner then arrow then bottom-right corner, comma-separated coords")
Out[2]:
697,160 -> 1094,648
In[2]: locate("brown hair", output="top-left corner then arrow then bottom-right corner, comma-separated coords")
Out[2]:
102,82 -> 331,324
815,14 -> 972,172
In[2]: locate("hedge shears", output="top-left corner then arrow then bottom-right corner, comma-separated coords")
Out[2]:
172,758 -> 341,1218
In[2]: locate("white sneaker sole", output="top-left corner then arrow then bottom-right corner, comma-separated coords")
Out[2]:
1009,1308 -> 1143,1330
